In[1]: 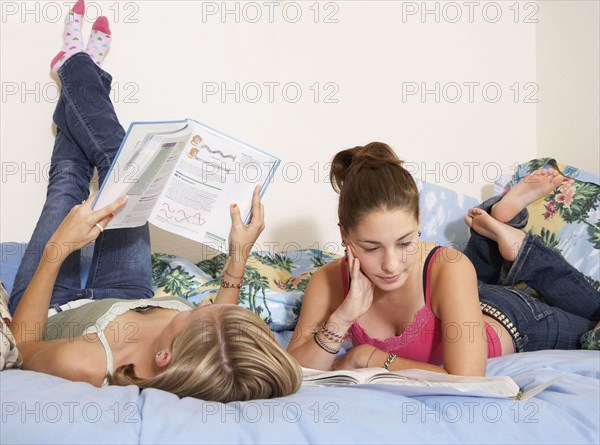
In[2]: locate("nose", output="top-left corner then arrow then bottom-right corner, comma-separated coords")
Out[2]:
381,249 -> 399,274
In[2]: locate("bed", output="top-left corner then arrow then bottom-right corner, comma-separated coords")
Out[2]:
1,159 -> 599,444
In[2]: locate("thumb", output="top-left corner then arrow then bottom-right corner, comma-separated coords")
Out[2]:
230,203 -> 243,227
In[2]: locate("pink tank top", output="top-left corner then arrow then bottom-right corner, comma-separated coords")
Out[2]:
341,247 -> 502,365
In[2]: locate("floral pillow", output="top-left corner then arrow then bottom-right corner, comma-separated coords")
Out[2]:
503,158 -> 599,290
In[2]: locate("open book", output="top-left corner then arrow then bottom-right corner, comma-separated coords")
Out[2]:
92,119 -> 279,252
302,367 -> 562,401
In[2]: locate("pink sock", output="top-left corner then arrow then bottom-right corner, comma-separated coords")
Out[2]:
85,16 -> 112,67
50,0 -> 85,72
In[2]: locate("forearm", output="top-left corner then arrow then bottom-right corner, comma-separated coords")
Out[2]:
370,350 -> 449,374
11,246 -> 65,344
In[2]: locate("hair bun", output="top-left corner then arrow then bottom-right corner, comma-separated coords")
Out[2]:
330,142 -> 402,193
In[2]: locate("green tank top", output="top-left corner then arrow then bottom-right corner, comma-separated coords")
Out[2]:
44,296 -> 195,340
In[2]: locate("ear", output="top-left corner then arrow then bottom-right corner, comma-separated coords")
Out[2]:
155,350 -> 172,368
338,223 -> 347,243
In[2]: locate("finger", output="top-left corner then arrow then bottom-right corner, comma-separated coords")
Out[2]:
351,255 -> 361,278
259,203 -> 265,229
331,358 -> 340,370
346,242 -> 355,263
94,214 -> 113,231
81,191 -> 98,209
250,185 -> 262,226
92,196 -> 128,223
230,203 -> 244,228
346,243 -> 359,273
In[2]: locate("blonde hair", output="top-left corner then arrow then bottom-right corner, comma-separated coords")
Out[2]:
106,305 -> 302,402
330,142 -> 419,229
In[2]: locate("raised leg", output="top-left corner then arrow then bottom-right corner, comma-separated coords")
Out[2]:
10,47 -> 152,314
55,53 -> 153,301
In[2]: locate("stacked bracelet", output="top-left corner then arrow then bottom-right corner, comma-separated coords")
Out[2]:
318,327 -> 345,344
220,276 -> 243,289
220,266 -> 245,289
313,331 -> 340,354
321,325 -> 345,342
383,353 -> 397,370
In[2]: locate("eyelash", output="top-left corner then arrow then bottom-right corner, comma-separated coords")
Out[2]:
364,242 -> 412,253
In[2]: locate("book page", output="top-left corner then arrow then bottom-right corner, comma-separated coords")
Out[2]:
149,120 -> 280,252
301,367 -> 389,385
93,121 -> 192,228
301,367 -> 520,398
369,369 -> 520,398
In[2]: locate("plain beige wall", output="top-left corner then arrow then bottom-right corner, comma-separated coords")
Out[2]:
537,0 -> 600,173
1,1 -> 597,260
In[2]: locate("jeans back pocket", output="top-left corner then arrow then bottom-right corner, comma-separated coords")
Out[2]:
508,288 -> 554,321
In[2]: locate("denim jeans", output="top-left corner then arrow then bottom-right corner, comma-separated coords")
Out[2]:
9,53 -> 153,315
463,195 -> 600,351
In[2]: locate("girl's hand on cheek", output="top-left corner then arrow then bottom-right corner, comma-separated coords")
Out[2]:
333,244 -> 374,325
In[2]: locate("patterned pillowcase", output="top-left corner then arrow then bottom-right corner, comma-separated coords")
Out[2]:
503,158 -> 599,290
502,158 -> 599,350
152,249 -> 340,331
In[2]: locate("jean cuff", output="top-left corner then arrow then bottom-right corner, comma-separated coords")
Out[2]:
476,195 -> 529,229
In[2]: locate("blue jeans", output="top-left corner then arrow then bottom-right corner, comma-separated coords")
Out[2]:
463,196 -> 600,352
9,53 -> 153,315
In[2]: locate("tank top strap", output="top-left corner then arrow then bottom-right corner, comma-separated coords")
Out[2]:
422,246 -> 445,305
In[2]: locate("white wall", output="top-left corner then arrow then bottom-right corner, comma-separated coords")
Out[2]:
0,1 -> 593,261
536,0 -> 600,172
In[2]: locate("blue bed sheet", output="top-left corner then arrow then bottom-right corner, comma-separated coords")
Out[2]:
2,349 -> 599,444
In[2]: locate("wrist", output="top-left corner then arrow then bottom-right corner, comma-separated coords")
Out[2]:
365,347 -> 378,368
326,312 -> 354,335
371,350 -> 390,368
41,242 -> 71,266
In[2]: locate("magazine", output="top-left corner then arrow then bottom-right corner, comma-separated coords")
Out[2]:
92,119 -> 280,252
301,367 -> 562,400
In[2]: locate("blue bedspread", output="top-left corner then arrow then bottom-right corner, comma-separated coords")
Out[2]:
2,349 -> 599,444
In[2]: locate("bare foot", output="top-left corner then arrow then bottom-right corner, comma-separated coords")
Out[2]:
491,168 -> 564,223
465,208 -> 526,262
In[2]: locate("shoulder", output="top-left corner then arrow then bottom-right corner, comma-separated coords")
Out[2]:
427,246 -> 475,276
303,259 -> 345,306
427,247 -> 478,311
20,338 -> 107,387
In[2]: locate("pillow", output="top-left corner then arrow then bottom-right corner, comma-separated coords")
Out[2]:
0,279 -> 21,370
502,158 -> 599,289
416,179 -> 480,250
152,249 -> 340,331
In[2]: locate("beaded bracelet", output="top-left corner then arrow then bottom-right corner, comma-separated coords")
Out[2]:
321,324 -> 345,341
383,353 -> 397,370
220,276 -> 243,289
313,331 -> 340,354
319,327 -> 345,344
